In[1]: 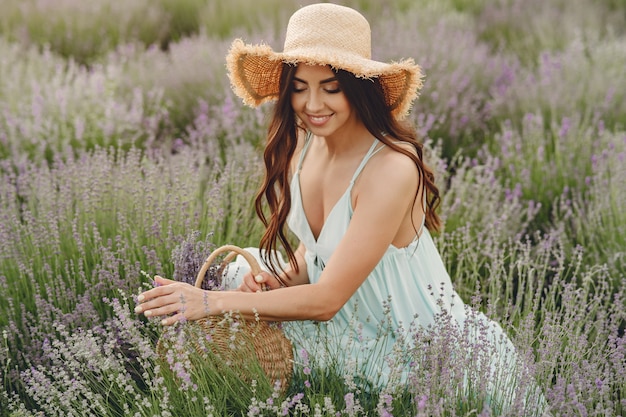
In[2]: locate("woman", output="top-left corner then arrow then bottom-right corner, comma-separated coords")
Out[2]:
136,3 -> 543,411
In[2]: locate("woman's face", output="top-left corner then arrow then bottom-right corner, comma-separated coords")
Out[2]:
290,64 -> 357,139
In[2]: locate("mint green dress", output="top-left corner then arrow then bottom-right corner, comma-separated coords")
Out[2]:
284,137 -> 472,381
226,136 -> 539,409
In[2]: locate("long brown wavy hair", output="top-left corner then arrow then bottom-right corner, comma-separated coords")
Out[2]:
255,63 -> 441,278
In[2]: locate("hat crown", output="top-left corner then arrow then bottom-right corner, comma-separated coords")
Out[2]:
283,3 -> 371,59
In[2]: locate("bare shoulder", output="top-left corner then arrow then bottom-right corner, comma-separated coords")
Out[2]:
351,139 -> 420,221
385,140 -> 418,158
373,140 -> 418,176
358,140 -> 419,191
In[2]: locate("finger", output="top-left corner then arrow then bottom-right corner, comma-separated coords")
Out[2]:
135,287 -> 179,313
241,273 -> 263,292
137,299 -> 183,319
154,275 -> 176,286
237,280 -> 260,293
160,312 -> 185,326
137,283 -> 176,303
253,274 -> 266,288
256,272 -> 283,290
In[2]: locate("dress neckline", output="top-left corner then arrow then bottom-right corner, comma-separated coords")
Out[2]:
293,135 -> 381,243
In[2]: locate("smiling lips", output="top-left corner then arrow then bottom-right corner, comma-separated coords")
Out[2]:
307,114 -> 333,126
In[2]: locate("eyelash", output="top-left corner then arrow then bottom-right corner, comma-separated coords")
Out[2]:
292,86 -> 341,94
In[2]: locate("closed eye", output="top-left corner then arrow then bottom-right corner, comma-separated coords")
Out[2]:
292,82 -> 307,93
292,76 -> 340,94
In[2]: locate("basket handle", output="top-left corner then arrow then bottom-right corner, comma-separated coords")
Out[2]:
195,245 -> 263,289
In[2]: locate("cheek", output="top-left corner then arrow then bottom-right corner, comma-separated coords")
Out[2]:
333,96 -> 352,113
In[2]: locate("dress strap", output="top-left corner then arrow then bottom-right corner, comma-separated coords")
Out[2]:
350,139 -> 382,184
296,131 -> 313,173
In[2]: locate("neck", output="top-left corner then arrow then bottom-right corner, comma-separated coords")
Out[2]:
318,122 -> 374,157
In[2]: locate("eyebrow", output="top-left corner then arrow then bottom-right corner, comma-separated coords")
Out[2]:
292,76 -> 338,84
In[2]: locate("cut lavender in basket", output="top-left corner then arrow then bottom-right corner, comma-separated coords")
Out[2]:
171,231 -> 224,290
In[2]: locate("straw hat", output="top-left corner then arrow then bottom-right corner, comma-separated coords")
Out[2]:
226,2 -> 423,119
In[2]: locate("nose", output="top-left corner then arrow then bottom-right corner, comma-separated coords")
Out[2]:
305,90 -> 324,112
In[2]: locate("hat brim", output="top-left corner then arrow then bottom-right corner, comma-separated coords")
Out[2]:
226,39 -> 423,120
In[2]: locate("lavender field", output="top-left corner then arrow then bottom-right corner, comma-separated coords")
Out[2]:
1,0 -> 625,415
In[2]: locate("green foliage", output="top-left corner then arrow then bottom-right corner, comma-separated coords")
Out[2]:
475,0 -> 626,63
0,0 -> 168,65
199,0 -> 293,39
553,131 -> 626,276
0,0 -> 298,65
157,0 -> 208,47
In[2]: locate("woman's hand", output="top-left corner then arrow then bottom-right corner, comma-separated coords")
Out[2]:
237,271 -> 285,293
135,275 -> 212,326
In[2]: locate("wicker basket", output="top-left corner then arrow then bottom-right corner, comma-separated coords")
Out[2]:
157,245 -> 294,391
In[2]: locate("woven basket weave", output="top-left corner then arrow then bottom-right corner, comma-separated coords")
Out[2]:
157,245 -> 293,391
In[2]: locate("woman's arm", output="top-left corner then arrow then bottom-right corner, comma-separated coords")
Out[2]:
135,149 -> 421,325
